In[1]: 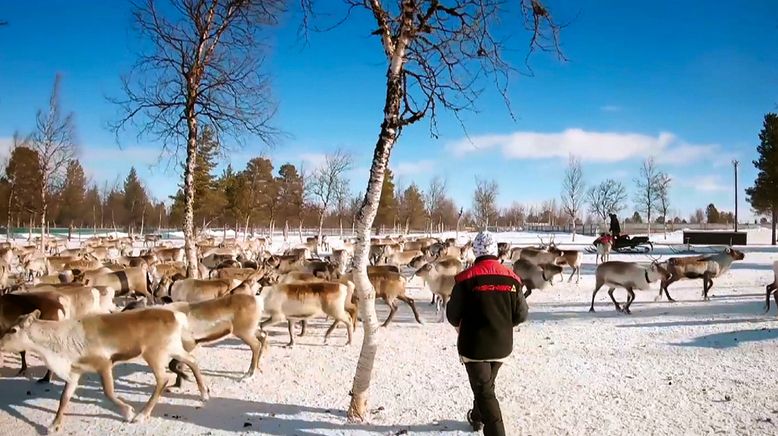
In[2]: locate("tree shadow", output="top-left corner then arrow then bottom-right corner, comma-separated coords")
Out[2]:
530,295 -> 769,323
150,396 -> 470,435
0,375 -> 469,436
616,318 -> 770,329
730,262 -> 775,272
673,327 -> 778,349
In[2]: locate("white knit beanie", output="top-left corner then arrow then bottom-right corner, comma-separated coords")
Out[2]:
472,231 -> 497,257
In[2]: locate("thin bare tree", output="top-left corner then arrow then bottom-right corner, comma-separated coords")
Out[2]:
308,149 -> 353,243
587,179 -> 627,224
634,157 -> 662,237
473,177 -> 499,229
560,155 -> 585,241
424,175 -> 446,234
303,0 -> 562,421
656,172 -> 672,239
112,0 -> 282,278
30,74 -> 78,250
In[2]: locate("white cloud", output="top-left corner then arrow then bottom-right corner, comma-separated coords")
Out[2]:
394,159 -> 435,176
448,128 -> 720,165
82,145 -> 163,165
600,105 -> 622,112
679,175 -> 730,193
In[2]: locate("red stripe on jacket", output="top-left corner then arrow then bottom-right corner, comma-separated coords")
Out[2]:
455,258 -> 522,284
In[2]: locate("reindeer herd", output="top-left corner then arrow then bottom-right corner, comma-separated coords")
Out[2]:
0,231 -> 775,431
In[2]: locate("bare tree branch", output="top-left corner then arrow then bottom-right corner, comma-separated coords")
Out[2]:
560,154 -> 585,239
112,0 -> 284,278
587,179 -> 627,223
30,74 -> 78,249
308,148 -> 354,241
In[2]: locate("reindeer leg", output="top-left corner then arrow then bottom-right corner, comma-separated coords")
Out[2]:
765,283 -> 775,313
607,287 -> 622,312
662,276 -> 677,302
286,320 -> 296,347
589,282 -> 603,312
397,295 -> 422,324
50,373 -> 81,433
703,275 -> 714,301
382,301 -> 398,327
168,359 -> 188,388
298,320 -> 307,337
37,370 -> 52,384
98,364 -> 134,421
235,329 -> 262,380
773,285 -> 778,314
623,287 -> 635,315
17,351 -> 27,377
440,296 -> 449,322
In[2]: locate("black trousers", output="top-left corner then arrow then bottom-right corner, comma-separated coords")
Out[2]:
465,361 -> 504,436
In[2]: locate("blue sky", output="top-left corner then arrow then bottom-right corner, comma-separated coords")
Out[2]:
1,1 -> 776,219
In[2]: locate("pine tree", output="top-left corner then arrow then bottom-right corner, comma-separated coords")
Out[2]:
399,183 -> 425,232
56,159 -> 87,227
242,157 -> 275,231
123,167 -> 149,233
83,184 -> 101,229
276,163 -> 304,233
705,203 -> 720,224
5,146 -> 43,231
170,126 -> 225,230
374,167 -> 396,232
746,113 -> 778,245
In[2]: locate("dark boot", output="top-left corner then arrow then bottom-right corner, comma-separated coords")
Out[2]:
467,408 -> 483,432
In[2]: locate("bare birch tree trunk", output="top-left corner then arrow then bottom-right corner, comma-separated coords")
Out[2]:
40,180 -> 47,251
347,140 -> 394,421
6,185 -> 12,242
140,203 -> 146,237
183,114 -> 199,278
317,212 -> 325,246
347,37 -> 407,421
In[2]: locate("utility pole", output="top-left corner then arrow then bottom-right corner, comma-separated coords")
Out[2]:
733,159 -> 739,232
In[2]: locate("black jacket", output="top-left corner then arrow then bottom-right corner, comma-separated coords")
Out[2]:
609,215 -> 621,235
446,256 -> 528,360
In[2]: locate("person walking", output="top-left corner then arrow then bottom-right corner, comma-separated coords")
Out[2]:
609,213 -> 621,237
446,231 -> 528,436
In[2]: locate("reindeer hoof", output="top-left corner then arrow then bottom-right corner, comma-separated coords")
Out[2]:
131,412 -> 148,424
48,422 -> 63,433
588,307 -> 595,313
121,406 -> 135,422
201,391 -> 210,402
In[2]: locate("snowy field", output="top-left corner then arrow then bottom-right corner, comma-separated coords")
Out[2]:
1,229 -> 778,435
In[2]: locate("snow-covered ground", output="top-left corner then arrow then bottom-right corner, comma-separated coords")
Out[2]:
1,230 -> 778,435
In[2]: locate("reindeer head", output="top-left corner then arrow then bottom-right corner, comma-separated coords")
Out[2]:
0,310 -> 40,353
724,247 -> 745,260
